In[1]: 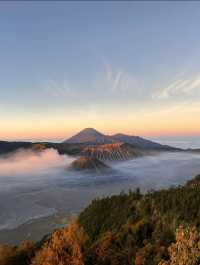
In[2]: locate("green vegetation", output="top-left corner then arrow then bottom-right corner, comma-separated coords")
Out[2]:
1,176 -> 200,264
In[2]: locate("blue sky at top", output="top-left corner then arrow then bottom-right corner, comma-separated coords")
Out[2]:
0,2 -> 200,140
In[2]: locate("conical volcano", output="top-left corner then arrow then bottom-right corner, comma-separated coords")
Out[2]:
63,128 -> 114,144
68,156 -> 110,173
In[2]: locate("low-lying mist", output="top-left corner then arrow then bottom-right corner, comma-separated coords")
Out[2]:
0,148 -> 74,177
0,148 -> 200,243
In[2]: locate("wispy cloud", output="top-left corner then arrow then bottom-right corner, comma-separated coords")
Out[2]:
43,62 -> 143,112
45,79 -> 71,98
152,73 -> 200,99
104,63 -> 138,92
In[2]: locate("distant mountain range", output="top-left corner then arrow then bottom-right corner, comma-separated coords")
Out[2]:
0,128 -> 181,158
0,141 -> 32,155
63,128 -> 176,151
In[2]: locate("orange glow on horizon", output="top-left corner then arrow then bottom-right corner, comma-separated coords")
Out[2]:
0,127 -> 200,142
0,102 -> 200,141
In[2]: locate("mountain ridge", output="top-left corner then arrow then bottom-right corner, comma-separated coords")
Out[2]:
81,142 -> 144,161
63,128 -> 178,151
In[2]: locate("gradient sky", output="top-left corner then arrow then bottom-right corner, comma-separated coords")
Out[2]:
1,1 -> 200,141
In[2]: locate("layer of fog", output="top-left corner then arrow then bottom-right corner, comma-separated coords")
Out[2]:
0,148 -> 200,235
149,137 -> 200,149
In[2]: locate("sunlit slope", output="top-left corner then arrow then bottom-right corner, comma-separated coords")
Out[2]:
81,142 -> 144,161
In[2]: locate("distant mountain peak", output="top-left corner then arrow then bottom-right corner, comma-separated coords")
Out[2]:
63,128 -> 114,144
78,128 -> 103,136
81,127 -> 98,132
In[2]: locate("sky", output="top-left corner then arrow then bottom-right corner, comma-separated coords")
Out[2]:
0,1 -> 200,141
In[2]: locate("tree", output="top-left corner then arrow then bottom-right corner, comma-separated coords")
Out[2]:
0,241 -> 34,265
31,218 -> 87,265
159,226 -> 200,265
86,231 -> 130,265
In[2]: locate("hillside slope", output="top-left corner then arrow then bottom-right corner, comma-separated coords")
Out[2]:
1,175 -> 200,265
78,176 -> 200,264
68,156 -> 110,172
111,133 -> 177,150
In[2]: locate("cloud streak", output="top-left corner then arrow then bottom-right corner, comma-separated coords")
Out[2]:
44,62 -> 141,108
153,74 -> 200,99
105,64 -> 138,92
45,79 -> 71,98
